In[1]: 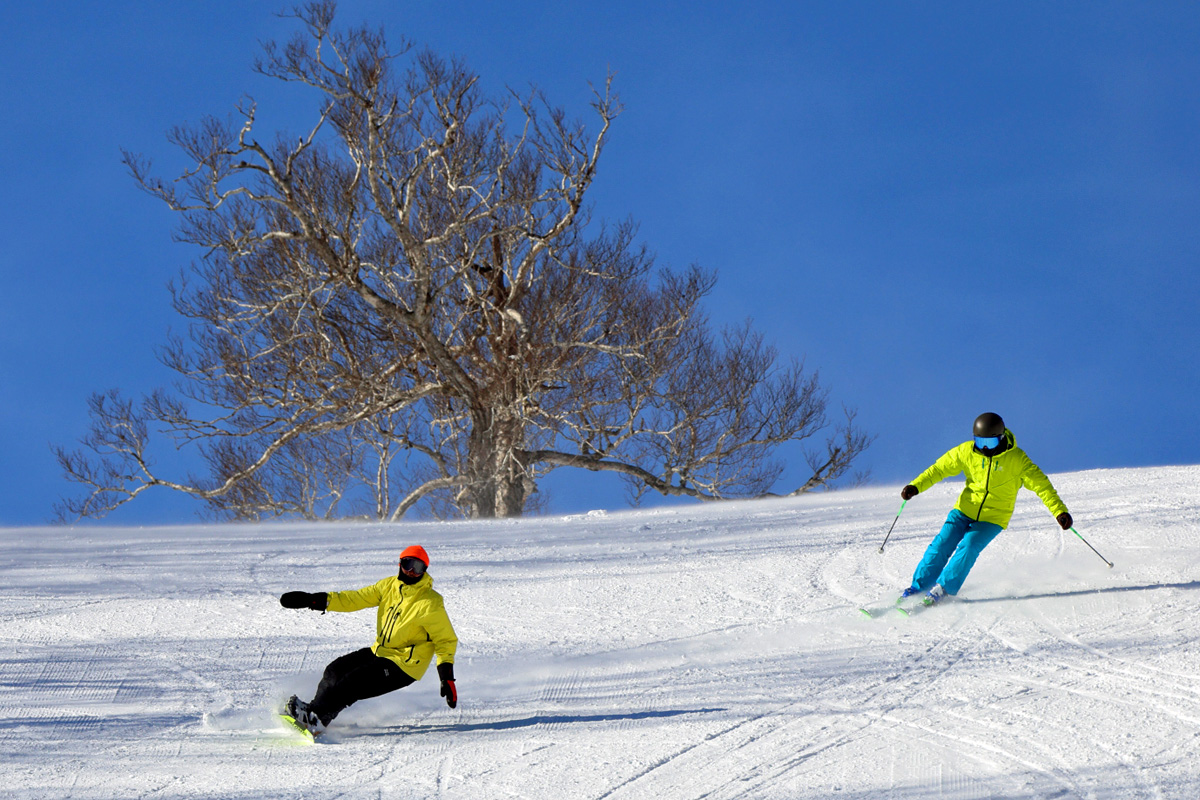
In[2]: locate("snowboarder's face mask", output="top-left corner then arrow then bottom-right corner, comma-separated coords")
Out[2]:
974,435 -> 1001,451
399,556 -> 427,579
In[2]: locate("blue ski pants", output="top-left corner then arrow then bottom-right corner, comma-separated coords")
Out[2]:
910,509 -> 1003,596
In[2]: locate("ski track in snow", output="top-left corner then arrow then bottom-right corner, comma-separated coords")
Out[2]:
2,466 -> 1199,798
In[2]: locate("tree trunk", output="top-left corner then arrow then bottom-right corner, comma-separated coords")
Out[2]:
464,406 -> 527,518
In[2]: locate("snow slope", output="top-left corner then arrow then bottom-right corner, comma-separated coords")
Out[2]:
2,466 -> 1198,799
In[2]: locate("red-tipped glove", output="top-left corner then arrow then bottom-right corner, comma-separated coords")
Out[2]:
1056,512 -> 1073,531
901,485 -> 919,501
437,662 -> 457,709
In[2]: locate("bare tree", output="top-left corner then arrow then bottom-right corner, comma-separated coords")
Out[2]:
55,2 -> 872,522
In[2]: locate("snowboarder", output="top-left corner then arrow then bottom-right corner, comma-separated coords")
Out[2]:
899,412 -> 1073,606
278,545 -> 458,736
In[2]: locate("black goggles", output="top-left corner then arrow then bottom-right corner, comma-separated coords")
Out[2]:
399,556 -> 427,576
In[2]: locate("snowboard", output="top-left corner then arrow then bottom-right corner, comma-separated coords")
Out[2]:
279,712 -> 317,744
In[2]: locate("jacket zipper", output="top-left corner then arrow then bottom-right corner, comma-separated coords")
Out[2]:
976,454 -> 994,521
381,585 -> 405,645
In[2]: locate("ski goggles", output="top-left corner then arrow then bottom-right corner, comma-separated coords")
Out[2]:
974,435 -> 1001,451
399,556 -> 427,577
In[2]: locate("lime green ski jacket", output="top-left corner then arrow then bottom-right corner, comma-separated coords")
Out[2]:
326,573 -> 457,680
910,429 -> 1068,529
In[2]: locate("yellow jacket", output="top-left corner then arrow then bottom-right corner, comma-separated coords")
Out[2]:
911,429 -> 1068,529
326,574 -> 457,680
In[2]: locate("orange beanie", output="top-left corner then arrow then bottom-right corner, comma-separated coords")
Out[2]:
399,545 -> 430,567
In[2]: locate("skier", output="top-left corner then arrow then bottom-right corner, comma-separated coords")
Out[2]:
278,545 -> 458,736
899,412 -> 1073,606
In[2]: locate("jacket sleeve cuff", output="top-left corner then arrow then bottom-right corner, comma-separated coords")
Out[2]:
437,662 -> 455,682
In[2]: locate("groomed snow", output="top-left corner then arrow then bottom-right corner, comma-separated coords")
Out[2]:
2,466 -> 1198,799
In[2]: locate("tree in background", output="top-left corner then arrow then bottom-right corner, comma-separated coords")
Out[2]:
55,2 -> 871,521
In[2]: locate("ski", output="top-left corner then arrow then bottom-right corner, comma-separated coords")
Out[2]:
858,597 -> 905,618
279,713 -> 317,744
898,593 -> 950,616
896,597 -> 929,616
860,592 -> 945,618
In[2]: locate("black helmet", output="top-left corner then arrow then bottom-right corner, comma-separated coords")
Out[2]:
973,412 -> 1005,438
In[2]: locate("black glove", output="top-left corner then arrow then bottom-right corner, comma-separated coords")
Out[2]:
280,591 -> 328,611
1056,512 -> 1073,531
901,485 -> 919,501
437,662 -> 457,709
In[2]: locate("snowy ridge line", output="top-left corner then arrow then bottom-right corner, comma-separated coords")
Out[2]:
2,467 -> 1199,798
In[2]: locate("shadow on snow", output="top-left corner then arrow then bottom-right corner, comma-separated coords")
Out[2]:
963,580 -> 1200,604
345,706 -> 727,738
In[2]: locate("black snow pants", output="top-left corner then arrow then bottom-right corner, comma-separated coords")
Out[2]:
308,647 -> 416,724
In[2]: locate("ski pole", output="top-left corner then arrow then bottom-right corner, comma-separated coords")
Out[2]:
877,499 -> 907,553
1069,526 -> 1113,568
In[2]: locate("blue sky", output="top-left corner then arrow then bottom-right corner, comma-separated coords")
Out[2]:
2,1 -> 1197,525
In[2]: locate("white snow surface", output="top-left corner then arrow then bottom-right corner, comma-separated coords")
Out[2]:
3,466 -> 1199,799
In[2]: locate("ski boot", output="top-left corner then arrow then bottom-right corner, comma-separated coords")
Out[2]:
284,695 -> 327,737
